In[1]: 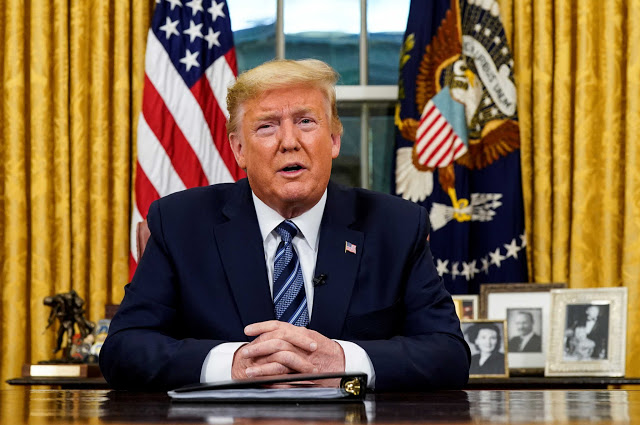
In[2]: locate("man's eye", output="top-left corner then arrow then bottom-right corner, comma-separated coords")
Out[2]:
299,118 -> 314,125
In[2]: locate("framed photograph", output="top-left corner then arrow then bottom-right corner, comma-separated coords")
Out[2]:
461,320 -> 509,378
452,295 -> 479,320
480,283 -> 567,374
545,287 -> 628,377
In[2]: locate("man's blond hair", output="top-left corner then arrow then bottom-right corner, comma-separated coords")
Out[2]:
226,59 -> 343,136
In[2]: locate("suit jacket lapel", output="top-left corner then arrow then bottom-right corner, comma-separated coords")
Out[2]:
214,180 -> 275,331
309,182 -> 363,337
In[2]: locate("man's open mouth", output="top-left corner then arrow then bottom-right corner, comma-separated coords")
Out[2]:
282,165 -> 303,172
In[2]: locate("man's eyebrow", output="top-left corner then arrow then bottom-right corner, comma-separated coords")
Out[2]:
291,107 -> 315,116
253,111 -> 282,121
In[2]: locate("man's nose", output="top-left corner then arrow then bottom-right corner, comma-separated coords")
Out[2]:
279,120 -> 301,151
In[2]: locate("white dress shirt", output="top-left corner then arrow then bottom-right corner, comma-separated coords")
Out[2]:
200,190 -> 376,387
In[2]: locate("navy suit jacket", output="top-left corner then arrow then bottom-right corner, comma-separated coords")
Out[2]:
100,179 -> 470,391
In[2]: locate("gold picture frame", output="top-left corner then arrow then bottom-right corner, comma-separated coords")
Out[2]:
452,294 -> 479,321
545,287 -> 627,377
461,319 -> 509,378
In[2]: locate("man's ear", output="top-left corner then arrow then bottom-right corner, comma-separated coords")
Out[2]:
330,133 -> 341,159
229,133 -> 246,169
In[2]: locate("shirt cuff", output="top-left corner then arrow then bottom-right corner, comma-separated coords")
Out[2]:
200,342 -> 247,383
335,339 -> 376,389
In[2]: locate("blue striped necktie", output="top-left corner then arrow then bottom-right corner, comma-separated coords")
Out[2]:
273,220 -> 309,327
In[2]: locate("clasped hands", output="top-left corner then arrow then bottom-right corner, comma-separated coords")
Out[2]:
231,320 -> 345,380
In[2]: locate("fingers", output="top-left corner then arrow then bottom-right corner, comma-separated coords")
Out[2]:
245,362 -> 292,378
241,338 -> 301,359
245,321 -> 318,352
245,351 -> 318,377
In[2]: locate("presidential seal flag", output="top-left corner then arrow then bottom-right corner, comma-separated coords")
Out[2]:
130,0 -> 245,278
394,0 -> 527,294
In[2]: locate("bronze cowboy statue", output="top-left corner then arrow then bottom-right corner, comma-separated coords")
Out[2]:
44,290 -> 95,361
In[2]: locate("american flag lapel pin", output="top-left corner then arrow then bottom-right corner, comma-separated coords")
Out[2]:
345,241 -> 357,254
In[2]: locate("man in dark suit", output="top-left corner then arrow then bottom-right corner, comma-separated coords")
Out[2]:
100,59 -> 470,391
508,311 -> 542,353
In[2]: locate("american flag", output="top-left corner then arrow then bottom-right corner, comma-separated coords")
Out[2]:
345,241 -> 357,254
130,0 -> 245,278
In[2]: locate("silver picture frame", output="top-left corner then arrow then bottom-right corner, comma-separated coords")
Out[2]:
545,287 -> 627,377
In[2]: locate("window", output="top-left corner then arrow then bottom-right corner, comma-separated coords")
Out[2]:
228,0 -> 410,193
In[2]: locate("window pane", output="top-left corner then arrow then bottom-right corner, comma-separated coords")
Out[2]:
333,105 -> 361,187
368,103 -> 396,193
228,0 -> 276,72
284,0 -> 360,85
367,0 -> 410,85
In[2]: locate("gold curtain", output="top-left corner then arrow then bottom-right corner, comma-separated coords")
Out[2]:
0,0 -> 153,386
499,0 -> 640,375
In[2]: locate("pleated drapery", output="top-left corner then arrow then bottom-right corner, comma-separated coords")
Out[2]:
499,0 -> 640,375
0,0 -> 154,386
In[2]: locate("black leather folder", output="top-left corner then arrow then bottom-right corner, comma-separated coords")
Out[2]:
168,372 -> 367,403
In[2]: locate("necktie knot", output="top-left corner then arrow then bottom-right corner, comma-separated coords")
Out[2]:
275,220 -> 298,243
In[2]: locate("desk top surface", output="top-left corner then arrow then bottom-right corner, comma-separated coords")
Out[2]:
0,387 -> 637,425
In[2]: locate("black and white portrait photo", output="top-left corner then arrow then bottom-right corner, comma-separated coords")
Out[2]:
462,321 -> 508,377
564,303 -> 609,361
507,308 -> 543,353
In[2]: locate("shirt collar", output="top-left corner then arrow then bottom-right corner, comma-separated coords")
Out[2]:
252,190 -> 327,251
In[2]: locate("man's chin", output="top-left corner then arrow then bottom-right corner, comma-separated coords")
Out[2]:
274,187 -> 323,215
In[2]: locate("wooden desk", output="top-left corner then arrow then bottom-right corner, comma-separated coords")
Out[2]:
8,375 -> 640,390
466,376 -> 640,389
0,387 -> 635,424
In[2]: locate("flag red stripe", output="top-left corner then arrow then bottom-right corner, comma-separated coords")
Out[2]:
419,104 -> 436,126
425,127 -> 454,165
416,109 -> 441,149
415,105 -> 436,146
418,119 -> 448,159
453,141 -> 465,156
135,162 -> 160,219
142,75 -> 210,188
434,131 -> 456,167
224,48 -> 238,78
191,76 -> 246,181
